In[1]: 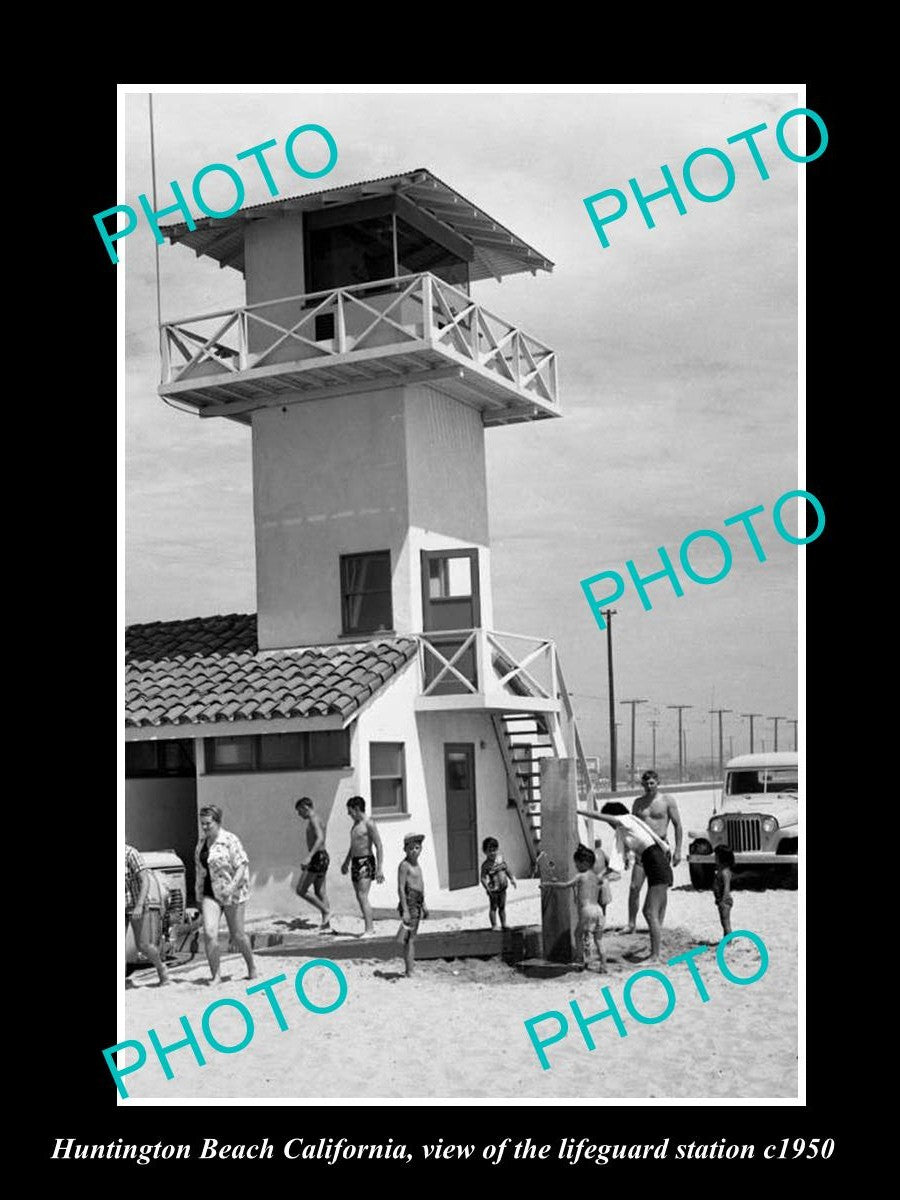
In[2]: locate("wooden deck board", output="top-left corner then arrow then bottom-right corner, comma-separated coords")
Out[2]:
253,924 -> 542,963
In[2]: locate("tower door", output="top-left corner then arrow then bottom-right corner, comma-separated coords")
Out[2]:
421,549 -> 480,694
445,744 -> 478,889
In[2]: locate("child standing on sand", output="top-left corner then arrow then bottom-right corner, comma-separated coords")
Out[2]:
397,833 -> 428,977
480,836 -> 517,929
713,845 -> 734,936
541,845 -> 608,972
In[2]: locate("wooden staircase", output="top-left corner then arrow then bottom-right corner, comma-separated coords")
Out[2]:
492,712 -> 556,864
491,664 -> 596,868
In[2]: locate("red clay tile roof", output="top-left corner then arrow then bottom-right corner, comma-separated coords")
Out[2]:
126,613 -> 417,729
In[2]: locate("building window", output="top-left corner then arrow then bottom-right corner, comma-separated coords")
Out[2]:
370,742 -> 406,814
340,551 -> 393,636
205,731 -> 350,773
126,739 -> 195,778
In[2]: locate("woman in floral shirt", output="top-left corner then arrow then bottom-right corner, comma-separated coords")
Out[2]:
196,805 -> 257,982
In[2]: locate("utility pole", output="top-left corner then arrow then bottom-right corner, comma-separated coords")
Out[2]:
667,704 -> 693,784
741,712 -> 762,753
682,727 -> 689,780
729,734 -> 734,760
709,708 -> 733,777
620,698 -> 648,787
603,608 -> 617,792
787,718 -> 798,751
649,718 -> 659,771
769,715 -> 786,752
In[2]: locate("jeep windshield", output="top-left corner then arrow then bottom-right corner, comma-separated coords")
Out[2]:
726,768 -> 798,795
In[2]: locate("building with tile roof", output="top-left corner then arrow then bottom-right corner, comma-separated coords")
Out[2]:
126,171 -> 592,920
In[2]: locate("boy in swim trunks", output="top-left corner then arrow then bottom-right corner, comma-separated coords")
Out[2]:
540,845 -> 608,971
713,845 -> 734,936
340,795 -> 384,936
480,836 -> 517,929
294,796 -> 331,931
397,833 -> 428,977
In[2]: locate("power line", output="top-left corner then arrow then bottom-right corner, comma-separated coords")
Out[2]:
603,609 -> 618,792
741,712 -> 763,753
666,705 -> 693,784
708,708 -> 733,777
619,698 -> 648,787
768,715 -> 786,752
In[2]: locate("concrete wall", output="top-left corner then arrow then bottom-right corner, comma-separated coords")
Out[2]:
196,753 -> 357,919
252,381 -> 495,650
252,388 -> 410,650
244,215 -> 306,358
125,777 -> 198,896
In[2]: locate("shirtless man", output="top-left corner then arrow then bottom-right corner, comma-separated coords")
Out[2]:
340,795 -> 384,936
625,770 -> 682,933
577,800 -> 675,962
294,796 -> 331,930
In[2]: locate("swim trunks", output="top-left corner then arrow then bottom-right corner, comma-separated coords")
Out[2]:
641,843 -> 673,887
305,849 -> 330,877
398,886 -> 425,934
351,854 -> 377,882
481,859 -> 510,893
579,902 -> 604,933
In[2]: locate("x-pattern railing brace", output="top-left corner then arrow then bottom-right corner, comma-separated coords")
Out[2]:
420,633 -> 478,694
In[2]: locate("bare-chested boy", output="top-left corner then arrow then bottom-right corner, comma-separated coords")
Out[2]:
294,796 -> 331,931
340,795 -> 384,936
541,845 -> 609,971
397,832 -> 428,976
625,769 -> 682,933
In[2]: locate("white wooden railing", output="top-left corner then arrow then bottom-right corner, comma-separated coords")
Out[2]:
160,272 -> 558,406
418,628 -> 560,702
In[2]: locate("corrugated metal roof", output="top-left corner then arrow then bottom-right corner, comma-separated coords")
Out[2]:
161,168 -> 554,282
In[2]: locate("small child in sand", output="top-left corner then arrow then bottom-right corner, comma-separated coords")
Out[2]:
541,845 -> 608,972
713,845 -> 735,936
397,833 -> 428,977
480,836 -> 517,929
593,837 -> 620,918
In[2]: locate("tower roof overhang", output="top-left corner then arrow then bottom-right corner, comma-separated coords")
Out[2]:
160,169 -> 554,282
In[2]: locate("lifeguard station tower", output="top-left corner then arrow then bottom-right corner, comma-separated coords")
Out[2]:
126,169 -> 592,917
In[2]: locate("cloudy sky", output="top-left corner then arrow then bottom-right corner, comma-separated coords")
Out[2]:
122,87 -> 804,768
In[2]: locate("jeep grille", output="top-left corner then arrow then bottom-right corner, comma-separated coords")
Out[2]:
724,815 -> 761,852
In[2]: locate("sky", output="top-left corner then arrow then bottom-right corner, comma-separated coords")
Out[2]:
121,87 -> 804,768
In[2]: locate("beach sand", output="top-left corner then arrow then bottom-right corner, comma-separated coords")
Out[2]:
121,870 -> 798,1100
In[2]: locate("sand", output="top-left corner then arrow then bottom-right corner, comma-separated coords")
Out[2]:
120,868 -> 798,1100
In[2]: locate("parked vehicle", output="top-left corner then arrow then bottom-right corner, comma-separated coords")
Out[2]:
126,849 -> 196,967
687,752 -> 798,890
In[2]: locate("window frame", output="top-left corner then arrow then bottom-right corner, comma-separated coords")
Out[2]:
204,731 -> 351,774
340,549 -> 394,637
369,741 -> 407,816
125,739 -> 196,778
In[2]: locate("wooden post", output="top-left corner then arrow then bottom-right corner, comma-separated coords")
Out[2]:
538,757 -> 579,962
